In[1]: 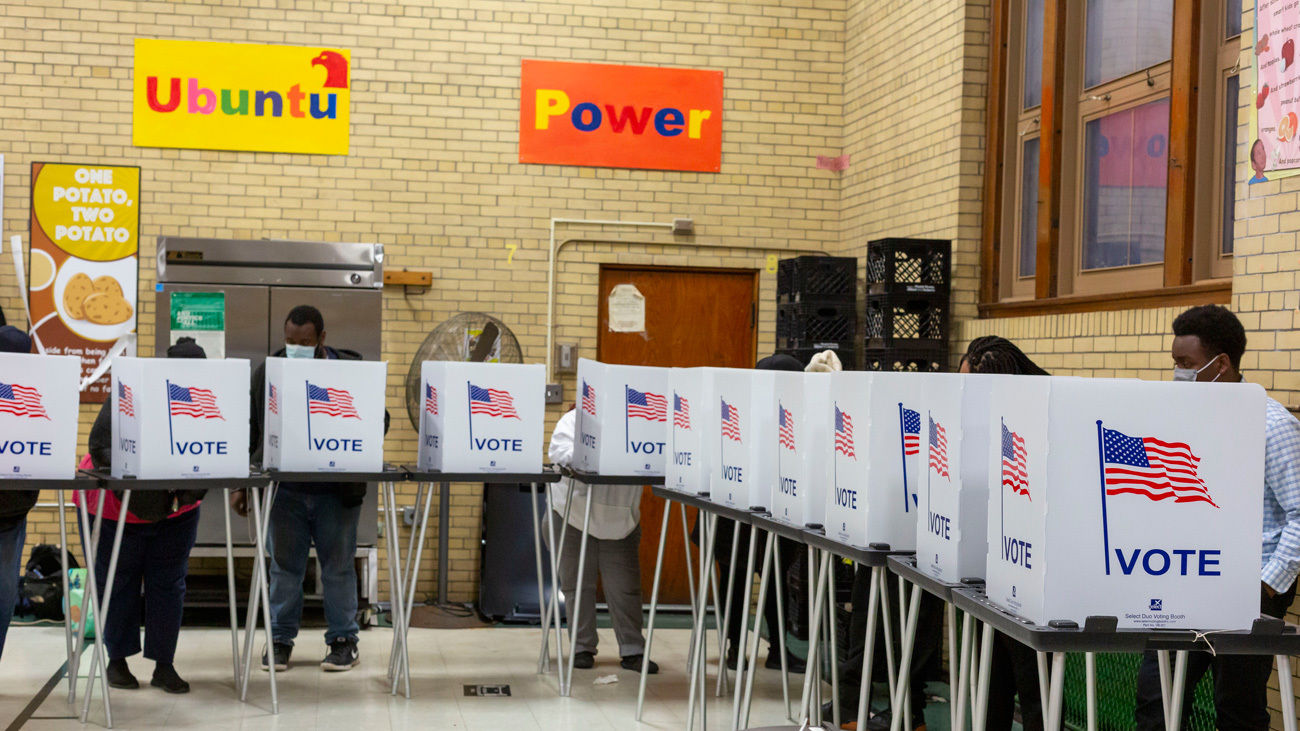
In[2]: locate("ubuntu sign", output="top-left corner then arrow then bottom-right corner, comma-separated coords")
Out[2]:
133,39 -> 350,156
520,60 -> 723,173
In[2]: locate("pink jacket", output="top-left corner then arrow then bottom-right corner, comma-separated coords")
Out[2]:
73,454 -> 201,524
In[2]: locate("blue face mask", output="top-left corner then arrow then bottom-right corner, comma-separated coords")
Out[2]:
285,343 -> 316,359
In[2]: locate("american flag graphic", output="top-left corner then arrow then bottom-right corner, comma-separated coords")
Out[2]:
901,407 -> 921,456
834,406 -> 855,458
168,384 -> 225,420
720,398 -> 741,442
1001,422 -> 1029,498
626,386 -> 667,422
673,393 -> 691,429
470,383 -> 520,419
0,382 -> 48,420
928,415 -> 949,478
1100,427 -> 1217,507
268,384 -> 279,415
581,380 -> 597,415
425,383 -> 438,415
778,404 -> 796,451
117,382 -> 135,417
307,383 -> 361,419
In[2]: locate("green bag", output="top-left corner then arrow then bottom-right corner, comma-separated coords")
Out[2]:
65,569 -> 95,639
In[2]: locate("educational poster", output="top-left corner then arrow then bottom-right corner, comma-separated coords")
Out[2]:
28,163 -> 141,403
1252,2 -> 1300,182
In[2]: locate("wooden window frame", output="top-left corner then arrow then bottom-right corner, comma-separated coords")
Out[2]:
980,0 -> 1233,318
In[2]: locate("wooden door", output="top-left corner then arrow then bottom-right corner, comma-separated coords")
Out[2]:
596,265 -> 759,605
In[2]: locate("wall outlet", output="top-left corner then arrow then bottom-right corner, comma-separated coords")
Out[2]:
545,383 -> 563,404
556,343 -> 577,373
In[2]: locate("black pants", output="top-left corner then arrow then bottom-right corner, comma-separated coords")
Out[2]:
837,566 -> 943,720
717,525 -> 798,655
84,509 -> 200,664
1135,582 -> 1297,731
986,631 -> 1043,731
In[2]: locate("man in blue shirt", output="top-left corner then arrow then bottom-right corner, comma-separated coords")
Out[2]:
1135,304 -> 1300,730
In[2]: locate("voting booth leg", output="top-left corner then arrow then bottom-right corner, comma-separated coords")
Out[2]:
827,552 -> 842,730
1043,652 -> 1067,731
771,537 -> 792,723
1085,652 -> 1098,731
736,529 -> 775,730
729,527 -> 759,719
888,577 -> 924,731
854,565 -> 883,731
561,489 -> 595,697
636,501 -> 673,721
686,512 -> 719,731
529,482 -> 550,675
241,485 -> 279,713
947,603 -> 959,731
389,481 -> 424,682
402,482 -> 434,684
680,503 -> 699,670
1156,649 -> 1173,727
69,495 -> 106,719
797,549 -> 832,724
1278,654 -> 1298,731
716,524 -> 743,698
972,622 -> 995,731
81,489 -> 131,727
382,482 -> 412,698
222,490 -> 241,692
1166,650 -> 1190,731
56,490 -> 74,698
542,483 -> 571,693
954,611 -> 974,731
388,481 -> 431,695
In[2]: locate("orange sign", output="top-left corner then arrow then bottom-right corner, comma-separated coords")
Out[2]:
519,60 -> 723,173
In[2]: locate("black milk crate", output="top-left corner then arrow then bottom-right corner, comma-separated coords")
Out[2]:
866,238 -> 951,295
779,346 -> 858,371
777,255 -> 857,304
776,302 -> 856,351
864,348 -> 948,373
864,292 -> 949,349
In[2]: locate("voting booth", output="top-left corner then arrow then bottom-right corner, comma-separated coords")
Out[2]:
0,353 -> 81,479
111,356 -> 250,479
770,371 -> 828,527
822,371 -> 925,549
985,376 -> 1265,630
706,367 -> 757,508
417,362 -> 544,473
573,359 -> 668,477
915,373 -> 995,584
666,367 -> 714,494
262,357 -> 387,473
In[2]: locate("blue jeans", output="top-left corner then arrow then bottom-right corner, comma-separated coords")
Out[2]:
267,488 -> 360,646
0,519 -> 26,659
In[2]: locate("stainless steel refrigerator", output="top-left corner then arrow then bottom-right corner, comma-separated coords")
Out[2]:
154,236 -> 384,549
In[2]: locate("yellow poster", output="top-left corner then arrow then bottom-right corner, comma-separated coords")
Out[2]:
132,39 -> 351,156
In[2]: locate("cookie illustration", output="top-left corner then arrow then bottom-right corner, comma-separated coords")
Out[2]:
82,292 -> 133,325
63,273 -> 95,320
92,275 -> 123,299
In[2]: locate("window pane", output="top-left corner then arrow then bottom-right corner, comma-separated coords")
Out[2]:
1085,0 -> 1174,88
1081,98 -> 1170,271
1222,75 -> 1239,256
1019,137 -> 1040,277
1226,0 -> 1242,38
1024,0 -> 1045,108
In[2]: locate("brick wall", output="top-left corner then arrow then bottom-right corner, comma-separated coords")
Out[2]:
0,0 -> 847,602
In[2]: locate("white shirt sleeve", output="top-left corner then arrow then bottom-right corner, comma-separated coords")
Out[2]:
549,410 -> 576,468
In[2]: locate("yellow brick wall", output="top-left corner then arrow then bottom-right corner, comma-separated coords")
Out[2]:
0,0 -> 847,602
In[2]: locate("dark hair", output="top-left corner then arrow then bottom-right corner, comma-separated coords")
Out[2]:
961,336 -> 1050,376
285,305 -> 325,338
1172,305 -> 1247,369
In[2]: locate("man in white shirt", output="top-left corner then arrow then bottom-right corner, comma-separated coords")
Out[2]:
547,408 -> 658,673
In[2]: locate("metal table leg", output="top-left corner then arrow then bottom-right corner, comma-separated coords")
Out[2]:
729,526 -> 760,723
1167,650 -> 1189,731
69,493 -> 106,717
955,611 -> 975,731
947,603 -> 959,731
1279,655 -> 1298,731
81,489 -> 132,727
389,481 -> 425,682
635,498 -> 673,720
383,482 -> 412,698
240,484 -> 279,713
889,576 -> 923,731
529,482 -> 549,675
1157,649 -> 1173,728
716,519 -> 743,697
680,504 -> 699,670
1085,651 -> 1098,731
771,537 -> 792,722
1045,651 -> 1067,731
971,622 -> 994,731
855,564 -> 884,731
222,489 -> 241,692
686,513 -> 718,731
737,529 -> 775,730
561,485 -> 595,697
827,553 -> 842,730
797,549 -> 832,724
56,490 -> 74,700
541,482 -> 571,693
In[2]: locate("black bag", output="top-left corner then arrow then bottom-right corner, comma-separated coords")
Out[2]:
16,544 -> 79,620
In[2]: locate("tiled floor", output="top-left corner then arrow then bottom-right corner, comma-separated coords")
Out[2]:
0,624 -> 819,729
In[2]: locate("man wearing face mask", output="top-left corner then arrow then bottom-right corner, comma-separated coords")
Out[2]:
232,304 -> 389,674
1133,304 -> 1300,731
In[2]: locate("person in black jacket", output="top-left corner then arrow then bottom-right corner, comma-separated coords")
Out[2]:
0,326 -> 37,658
81,336 -> 208,693
231,305 -> 387,674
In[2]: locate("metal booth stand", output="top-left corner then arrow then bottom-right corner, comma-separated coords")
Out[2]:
951,584 -> 1300,731
63,472 -> 271,728
394,468 -> 560,699
234,468 -> 406,713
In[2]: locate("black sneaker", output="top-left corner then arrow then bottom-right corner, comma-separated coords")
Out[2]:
321,639 -> 359,671
150,663 -> 190,694
621,654 -> 658,674
573,651 -> 594,669
106,658 -> 138,690
261,642 -> 292,672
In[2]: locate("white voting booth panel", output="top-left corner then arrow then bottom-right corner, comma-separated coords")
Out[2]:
111,357 -> 250,479
573,359 -> 668,477
0,353 -> 80,478
770,372 -> 829,527
262,357 -> 386,473
985,376 -> 1265,630
417,362 -> 544,473
749,370 -> 778,512
915,373 -> 994,584
666,367 -> 714,494
707,368 -> 757,509
823,372 -> 924,550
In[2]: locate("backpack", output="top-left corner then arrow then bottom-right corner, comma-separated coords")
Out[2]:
16,544 -> 79,621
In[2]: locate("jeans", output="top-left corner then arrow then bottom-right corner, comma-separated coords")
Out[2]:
1135,581 -> 1298,731
0,519 -> 26,659
267,488 -> 360,646
82,509 -> 199,664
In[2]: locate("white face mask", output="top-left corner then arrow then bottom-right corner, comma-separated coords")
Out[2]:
1173,353 -> 1222,382
285,343 -> 316,359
